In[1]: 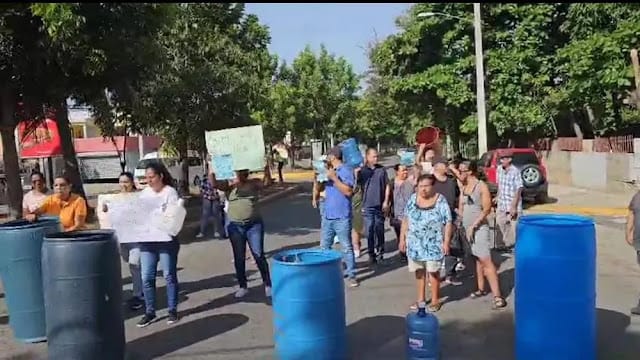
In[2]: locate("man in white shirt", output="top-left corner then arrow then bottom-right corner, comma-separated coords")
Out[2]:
22,172 -> 50,217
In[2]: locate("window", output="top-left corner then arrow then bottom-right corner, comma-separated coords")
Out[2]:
70,125 -> 85,139
479,152 -> 492,167
512,152 -> 540,166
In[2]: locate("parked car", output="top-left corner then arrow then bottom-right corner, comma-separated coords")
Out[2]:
478,148 -> 549,204
396,147 -> 413,158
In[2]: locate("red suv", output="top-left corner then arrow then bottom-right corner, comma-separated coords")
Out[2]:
478,148 -> 549,204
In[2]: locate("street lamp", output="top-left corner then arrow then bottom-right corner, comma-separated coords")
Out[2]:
417,4 -> 488,156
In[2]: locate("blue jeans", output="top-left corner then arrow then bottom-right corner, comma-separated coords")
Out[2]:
140,240 -> 180,315
320,217 -> 356,279
120,243 -> 143,299
363,206 -> 385,257
200,198 -> 226,238
228,220 -> 271,289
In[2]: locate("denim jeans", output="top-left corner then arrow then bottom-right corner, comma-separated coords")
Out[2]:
140,240 -> 180,315
228,220 -> 271,289
320,217 -> 356,279
200,198 -> 226,238
363,206 -> 385,257
120,243 -> 143,299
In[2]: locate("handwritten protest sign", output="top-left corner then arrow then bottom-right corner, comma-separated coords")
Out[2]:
205,125 -> 265,176
98,193 -> 172,243
211,154 -> 235,180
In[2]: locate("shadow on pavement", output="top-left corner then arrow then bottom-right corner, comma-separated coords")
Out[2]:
597,308 -> 640,358
122,271 -> 256,320
264,192 -> 319,237
180,283 -> 270,319
125,313 -> 249,360
348,315 -> 405,359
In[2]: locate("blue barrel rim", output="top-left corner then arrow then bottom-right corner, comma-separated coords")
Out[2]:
272,249 -> 343,266
0,217 -> 60,230
44,229 -> 116,242
518,213 -> 594,227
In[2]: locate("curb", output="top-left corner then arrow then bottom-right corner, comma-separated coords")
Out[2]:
526,205 -> 628,217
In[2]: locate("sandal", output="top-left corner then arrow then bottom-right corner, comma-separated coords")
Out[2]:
492,297 -> 507,310
427,303 -> 442,313
470,290 -> 488,299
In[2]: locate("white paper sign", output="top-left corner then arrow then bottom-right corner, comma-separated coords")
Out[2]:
98,193 -> 171,243
205,125 -> 266,172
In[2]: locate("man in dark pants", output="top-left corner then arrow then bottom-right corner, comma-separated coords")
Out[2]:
358,148 -> 391,265
196,171 -> 226,239
432,158 -> 463,286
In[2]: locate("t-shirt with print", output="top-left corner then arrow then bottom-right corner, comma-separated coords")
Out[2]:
404,193 -> 452,262
628,191 -> 640,250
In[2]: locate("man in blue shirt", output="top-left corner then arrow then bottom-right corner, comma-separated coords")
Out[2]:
322,146 -> 359,287
358,148 -> 391,265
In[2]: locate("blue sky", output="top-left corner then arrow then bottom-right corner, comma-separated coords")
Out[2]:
245,3 -> 413,76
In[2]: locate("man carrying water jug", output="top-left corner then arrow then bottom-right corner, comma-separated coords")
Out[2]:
321,146 -> 359,288
626,191 -> 640,315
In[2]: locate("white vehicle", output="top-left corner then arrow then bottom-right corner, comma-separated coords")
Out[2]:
134,151 -> 205,188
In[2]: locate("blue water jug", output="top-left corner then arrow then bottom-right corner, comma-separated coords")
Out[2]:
406,302 -> 440,360
339,138 -> 364,168
400,151 -> 416,166
313,159 -> 328,182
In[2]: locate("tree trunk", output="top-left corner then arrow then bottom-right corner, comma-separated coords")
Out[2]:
0,86 -> 22,219
55,99 -> 86,199
178,144 -> 189,195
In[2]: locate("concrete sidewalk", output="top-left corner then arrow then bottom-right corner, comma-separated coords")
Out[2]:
528,184 -> 634,217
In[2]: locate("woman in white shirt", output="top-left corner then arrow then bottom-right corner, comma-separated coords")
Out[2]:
136,162 -> 181,328
22,172 -> 49,217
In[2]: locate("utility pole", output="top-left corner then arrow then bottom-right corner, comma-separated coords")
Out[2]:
473,3 -> 488,155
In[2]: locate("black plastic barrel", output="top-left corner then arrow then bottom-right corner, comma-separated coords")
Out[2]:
0,217 -> 60,343
42,230 -> 125,360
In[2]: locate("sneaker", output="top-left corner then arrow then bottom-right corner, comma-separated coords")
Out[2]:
127,297 -> 144,311
354,249 -> 361,259
348,278 -> 360,288
333,236 -> 340,245
631,305 -> 640,316
136,313 -> 156,328
234,288 -> 249,299
455,261 -> 466,272
167,310 -> 179,325
265,286 -> 272,298
195,233 -> 205,239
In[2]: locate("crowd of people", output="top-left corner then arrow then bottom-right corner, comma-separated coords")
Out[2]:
17,141 -> 526,329
312,144 -> 524,312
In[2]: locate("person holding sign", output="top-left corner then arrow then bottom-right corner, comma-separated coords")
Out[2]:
212,169 -> 272,299
101,172 -> 145,311
25,174 -> 87,232
136,163 -> 182,328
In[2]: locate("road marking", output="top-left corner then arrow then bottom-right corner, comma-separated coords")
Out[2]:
527,204 -> 628,217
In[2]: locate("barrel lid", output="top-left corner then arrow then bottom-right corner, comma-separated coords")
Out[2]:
272,249 -> 342,266
0,216 -> 59,230
519,214 -> 594,228
44,229 -> 116,242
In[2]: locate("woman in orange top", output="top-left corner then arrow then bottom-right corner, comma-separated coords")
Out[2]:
26,175 -> 88,232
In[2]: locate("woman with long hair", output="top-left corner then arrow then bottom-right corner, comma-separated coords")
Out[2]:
213,169 -> 271,299
101,172 -> 145,311
136,163 -> 182,327
458,161 -> 506,309
26,174 -> 87,232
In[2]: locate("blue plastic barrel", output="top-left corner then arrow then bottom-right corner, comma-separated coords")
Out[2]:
271,249 -> 346,360
406,302 -> 439,359
42,230 -> 125,360
0,217 -> 60,343
515,214 -> 596,360
339,138 -> 364,168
